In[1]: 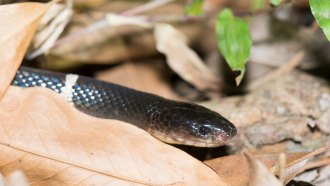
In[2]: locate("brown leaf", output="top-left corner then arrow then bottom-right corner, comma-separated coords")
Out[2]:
0,87 -> 227,185
0,143 -> 139,185
0,2 -> 52,99
95,60 -> 180,100
27,3 -> 72,59
205,147 -> 327,186
50,2 -> 204,65
154,24 -> 221,91
294,165 -> 330,185
283,147 -> 329,183
245,153 -> 282,186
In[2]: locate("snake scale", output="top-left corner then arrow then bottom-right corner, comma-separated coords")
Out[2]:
11,67 -> 237,147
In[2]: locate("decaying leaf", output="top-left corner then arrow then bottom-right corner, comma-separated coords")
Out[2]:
0,86 -> 226,185
294,165 -> 330,185
205,147 -> 328,185
27,2 -> 73,59
154,23 -> 221,91
0,2 -> 52,99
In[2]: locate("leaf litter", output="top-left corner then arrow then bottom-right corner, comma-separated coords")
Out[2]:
0,1 -> 329,185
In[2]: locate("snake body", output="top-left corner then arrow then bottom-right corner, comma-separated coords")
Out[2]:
11,67 -> 237,147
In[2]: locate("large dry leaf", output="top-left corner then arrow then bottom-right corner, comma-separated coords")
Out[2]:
0,143 -> 142,185
0,86 -> 226,185
205,147 -> 328,186
0,2 -> 52,99
154,24 -> 221,91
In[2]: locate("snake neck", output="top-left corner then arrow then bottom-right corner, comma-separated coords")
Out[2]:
12,67 -> 160,129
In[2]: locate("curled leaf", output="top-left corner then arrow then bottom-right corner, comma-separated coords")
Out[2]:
155,23 -> 221,91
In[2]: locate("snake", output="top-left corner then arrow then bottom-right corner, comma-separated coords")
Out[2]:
11,66 -> 237,147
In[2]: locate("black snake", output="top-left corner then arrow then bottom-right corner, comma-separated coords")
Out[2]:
11,67 -> 237,147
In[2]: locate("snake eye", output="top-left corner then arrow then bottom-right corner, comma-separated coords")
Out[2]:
199,126 -> 212,136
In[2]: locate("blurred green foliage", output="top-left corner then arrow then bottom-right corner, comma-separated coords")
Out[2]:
270,0 -> 282,6
185,0 -> 204,16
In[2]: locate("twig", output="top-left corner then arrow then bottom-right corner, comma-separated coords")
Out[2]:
278,153 -> 286,184
120,0 -> 175,16
301,157 -> 330,173
249,50 -> 305,91
54,0 -> 175,47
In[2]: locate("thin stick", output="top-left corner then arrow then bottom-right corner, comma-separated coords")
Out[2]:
121,0 -> 175,16
249,50 -> 305,90
278,153 -> 286,184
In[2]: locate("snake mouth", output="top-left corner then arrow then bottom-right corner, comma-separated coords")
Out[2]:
149,128 -> 235,147
157,135 -> 228,147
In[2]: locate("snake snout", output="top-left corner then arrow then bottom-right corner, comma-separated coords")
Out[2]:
215,124 -> 237,145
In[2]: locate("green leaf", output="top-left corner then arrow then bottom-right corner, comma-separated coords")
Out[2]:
215,9 -> 252,85
310,0 -> 330,41
251,0 -> 265,11
185,0 -> 204,16
270,0 -> 282,6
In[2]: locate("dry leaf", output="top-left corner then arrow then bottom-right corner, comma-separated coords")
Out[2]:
0,87 -> 226,185
96,60 -> 180,100
294,165 -> 330,185
293,169 -> 319,183
49,1 -> 204,65
282,147 -> 329,183
50,22 -> 155,65
205,147 -> 327,186
0,2 -> 52,99
245,153 -> 283,186
0,143 -> 143,185
28,2 -> 73,59
154,23 -> 221,91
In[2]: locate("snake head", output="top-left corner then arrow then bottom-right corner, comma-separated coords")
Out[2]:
147,101 -> 237,147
